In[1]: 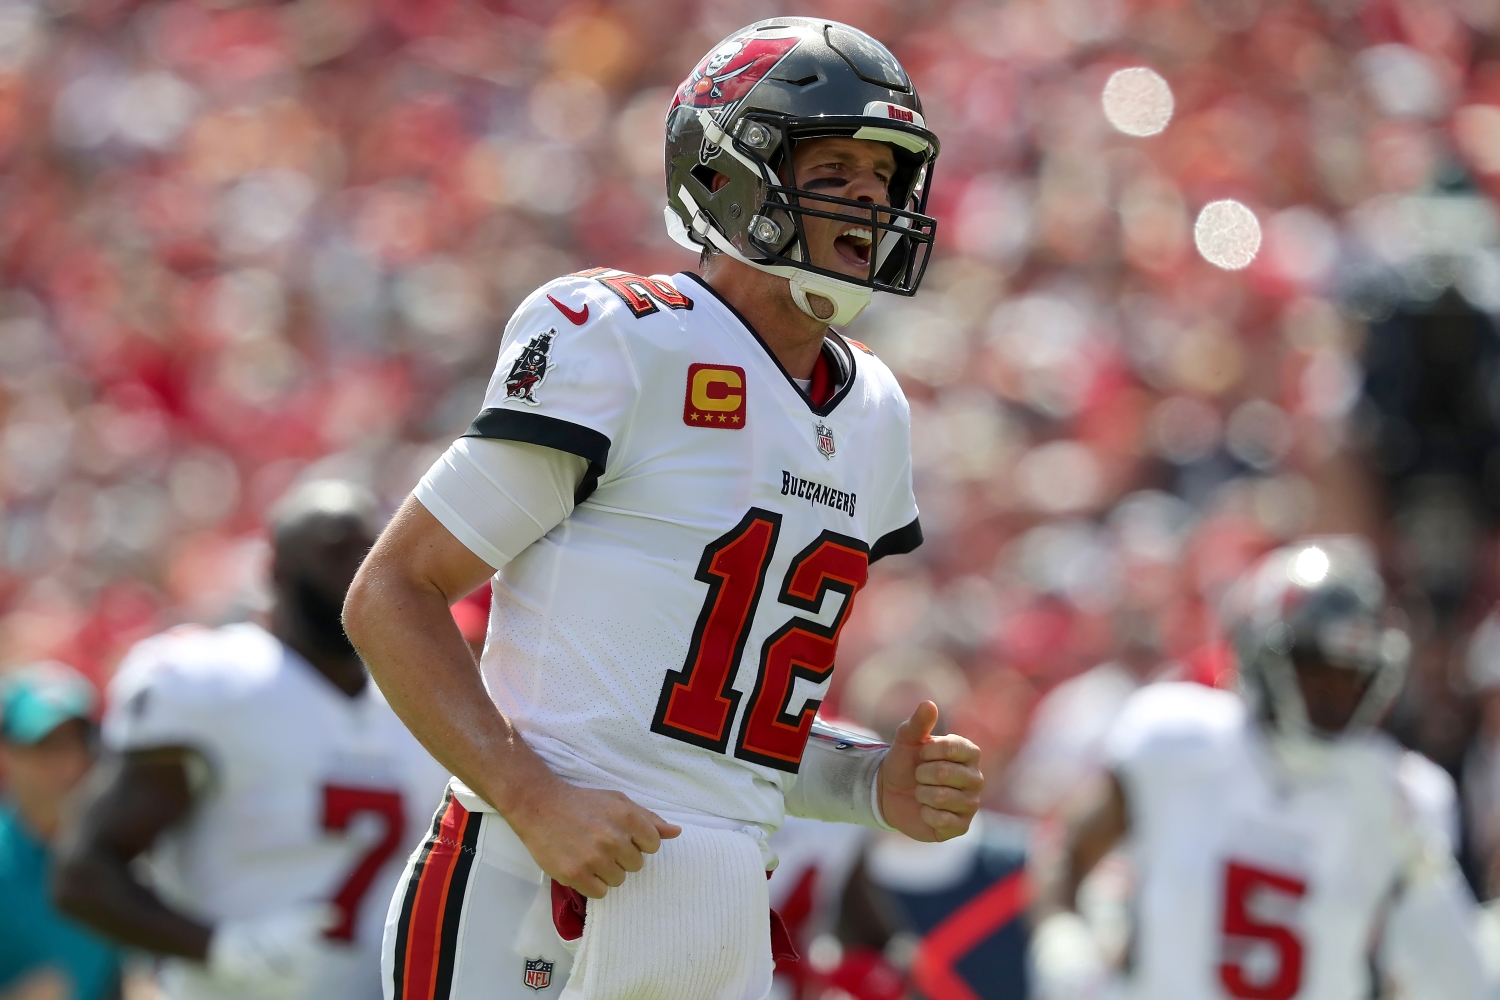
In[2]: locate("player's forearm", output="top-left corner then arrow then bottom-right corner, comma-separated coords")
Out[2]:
53,846 -> 213,959
1029,841 -> 1085,921
1030,772 -> 1129,922
344,565 -> 557,817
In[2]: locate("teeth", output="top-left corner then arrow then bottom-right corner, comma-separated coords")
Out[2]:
841,228 -> 873,246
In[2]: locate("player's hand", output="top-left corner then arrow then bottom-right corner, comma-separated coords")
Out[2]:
206,903 -> 338,994
510,776 -> 682,899
877,701 -> 982,842
1029,911 -> 1108,1000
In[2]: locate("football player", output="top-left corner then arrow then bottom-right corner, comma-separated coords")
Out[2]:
53,481 -> 451,1000
1029,536 -> 1489,1000
342,17 -> 984,1000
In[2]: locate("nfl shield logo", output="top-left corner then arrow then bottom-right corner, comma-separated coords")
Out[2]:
815,422 -> 836,460
523,958 -> 553,991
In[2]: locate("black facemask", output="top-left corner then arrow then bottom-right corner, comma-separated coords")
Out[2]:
290,577 -> 359,659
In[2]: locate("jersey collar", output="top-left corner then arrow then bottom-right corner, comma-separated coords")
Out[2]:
677,272 -> 858,417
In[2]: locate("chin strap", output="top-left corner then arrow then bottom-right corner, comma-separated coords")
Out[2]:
672,186 -> 874,327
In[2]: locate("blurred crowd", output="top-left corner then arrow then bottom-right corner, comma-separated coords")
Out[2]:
5,0 -> 1500,925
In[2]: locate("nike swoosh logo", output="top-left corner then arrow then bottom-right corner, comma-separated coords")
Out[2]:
547,294 -> 589,326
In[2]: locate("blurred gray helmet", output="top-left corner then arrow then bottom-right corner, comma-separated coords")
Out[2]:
664,18 -> 939,327
1224,536 -> 1409,740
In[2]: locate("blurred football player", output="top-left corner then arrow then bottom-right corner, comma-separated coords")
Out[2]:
343,16 -> 983,1000
1030,536 -> 1488,999
54,481 -> 450,1000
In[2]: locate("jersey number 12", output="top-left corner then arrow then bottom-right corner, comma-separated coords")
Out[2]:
651,508 -> 869,772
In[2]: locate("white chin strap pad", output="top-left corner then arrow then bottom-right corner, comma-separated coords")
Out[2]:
675,184 -> 873,328
788,270 -> 872,327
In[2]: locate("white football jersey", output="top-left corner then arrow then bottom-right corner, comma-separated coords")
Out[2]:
417,269 -> 919,832
104,622 -> 451,1000
1103,683 -> 1469,1000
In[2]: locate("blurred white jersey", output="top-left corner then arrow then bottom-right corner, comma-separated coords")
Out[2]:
1104,683 -> 1478,1000
417,269 -> 920,832
104,622 -> 451,1000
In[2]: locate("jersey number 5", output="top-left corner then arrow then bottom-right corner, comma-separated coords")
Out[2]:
651,508 -> 869,771
322,786 -> 406,941
1219,860 -> 1307,1000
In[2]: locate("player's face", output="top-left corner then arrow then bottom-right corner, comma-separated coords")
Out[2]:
1294,657 -> 1371,734
787,137 -> 896,280
278,512 -> 379,655
0,719 -> 94,840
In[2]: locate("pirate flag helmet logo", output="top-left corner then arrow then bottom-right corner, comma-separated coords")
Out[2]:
671,30 -> 801,113
504,329 -> 556,406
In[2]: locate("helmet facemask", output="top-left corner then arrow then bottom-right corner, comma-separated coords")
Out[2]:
744,115 -> 936,288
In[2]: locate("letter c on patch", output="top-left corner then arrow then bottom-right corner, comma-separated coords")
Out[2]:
691,368 -> 743,412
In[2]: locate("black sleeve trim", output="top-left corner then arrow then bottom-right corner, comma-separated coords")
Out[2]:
463,408 -> 610,505
870,517 -> 923,563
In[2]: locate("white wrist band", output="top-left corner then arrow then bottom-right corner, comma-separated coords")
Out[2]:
784,718 -> 895,830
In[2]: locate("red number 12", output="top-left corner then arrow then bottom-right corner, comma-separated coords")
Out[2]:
651,509 -> 869,771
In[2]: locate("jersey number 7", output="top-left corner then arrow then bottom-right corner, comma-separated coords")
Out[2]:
651,508 -> 869,772
321,786 -> 406,941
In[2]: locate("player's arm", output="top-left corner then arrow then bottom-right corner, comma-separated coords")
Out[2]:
1378,774 -> 1491,999
1030,771 -> 1129,920
1025,771 -> 1129,999
787,707 -> 982,841
57,747 -> 336,984
1379,862 -> 1489,999
53,748 -> 211,958
344,440 -> 679,899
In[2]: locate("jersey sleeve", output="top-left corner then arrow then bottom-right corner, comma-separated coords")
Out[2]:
1396,749 -> 1461,856
862,360 -> 921,563
1379,858 -> 1486,998
1103,683 -> 1241,780
1370,748 -> 1482,996
414,438 -> 587,570
462,275 -> 639,502
102,631 -> 249,773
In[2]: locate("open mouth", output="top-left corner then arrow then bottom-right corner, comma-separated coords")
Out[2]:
833,227 -> 873,270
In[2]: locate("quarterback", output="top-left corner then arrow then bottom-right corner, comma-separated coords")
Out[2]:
343,17 -> 983,1000
1030,537 -> 1488,1000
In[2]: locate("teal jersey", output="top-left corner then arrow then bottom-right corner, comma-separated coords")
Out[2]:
0,801 -> 121,1000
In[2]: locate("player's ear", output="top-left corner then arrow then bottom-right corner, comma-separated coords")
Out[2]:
709,173 -> 731,193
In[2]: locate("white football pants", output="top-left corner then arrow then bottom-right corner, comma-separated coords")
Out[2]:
381,788 -> 774,1000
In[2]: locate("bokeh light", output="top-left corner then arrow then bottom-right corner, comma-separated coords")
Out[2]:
1194,200 -> 1262,270
1101,67 -> 1174,137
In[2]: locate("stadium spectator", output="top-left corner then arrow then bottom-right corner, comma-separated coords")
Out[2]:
0,662 -> 120,1000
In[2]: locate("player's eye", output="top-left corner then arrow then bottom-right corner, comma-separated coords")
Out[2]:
802,176 -> 847,191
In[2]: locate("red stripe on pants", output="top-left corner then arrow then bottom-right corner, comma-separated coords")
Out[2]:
401,797 -> 471,1000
